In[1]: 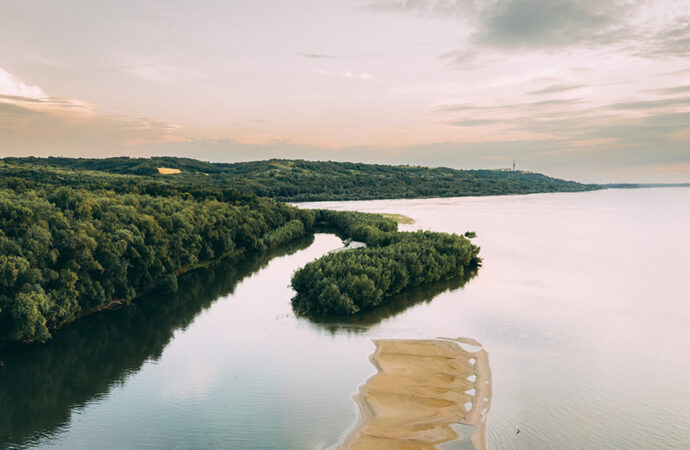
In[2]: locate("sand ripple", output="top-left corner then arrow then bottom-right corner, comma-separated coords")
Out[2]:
340,337 -> 492,450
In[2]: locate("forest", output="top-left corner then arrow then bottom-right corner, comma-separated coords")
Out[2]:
0,179 -> 315,343
2,156 -> 599,201
292,210 -> 481,316
0,158 -> 486,343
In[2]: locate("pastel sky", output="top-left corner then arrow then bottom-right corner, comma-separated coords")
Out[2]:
1,0 -> 688,182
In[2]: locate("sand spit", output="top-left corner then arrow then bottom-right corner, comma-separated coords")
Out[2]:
340,337 -> 492,450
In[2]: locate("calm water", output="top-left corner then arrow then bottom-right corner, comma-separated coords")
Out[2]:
1,188 -> 689,449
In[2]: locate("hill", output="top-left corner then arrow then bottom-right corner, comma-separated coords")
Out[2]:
1,157 -> 600,202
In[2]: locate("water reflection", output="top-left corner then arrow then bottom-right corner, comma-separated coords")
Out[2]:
0,236 -> 314,449
340,337 -> 492,450
298,268 -> 478,334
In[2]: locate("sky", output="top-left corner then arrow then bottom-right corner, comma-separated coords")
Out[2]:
0,0 -> 688,182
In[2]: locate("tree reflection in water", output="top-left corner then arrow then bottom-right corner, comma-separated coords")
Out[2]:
0,235 -> 314,448
297,267 -> 478,334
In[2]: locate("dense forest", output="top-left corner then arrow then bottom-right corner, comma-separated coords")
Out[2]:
0,178 -> 315,342
291,210 -> 481,316
2,156 -> 599,201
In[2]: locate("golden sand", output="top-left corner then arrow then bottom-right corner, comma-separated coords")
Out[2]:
340,338 -> 491,450
157,167 -> 181,174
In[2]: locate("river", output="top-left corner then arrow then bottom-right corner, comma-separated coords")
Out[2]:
1,188 -> 688,449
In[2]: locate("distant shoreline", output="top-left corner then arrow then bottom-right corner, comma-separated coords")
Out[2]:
602,183 -> 690,189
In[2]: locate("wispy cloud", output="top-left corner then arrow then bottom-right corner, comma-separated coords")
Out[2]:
342,71 -> 376,81
650,84 -> 690,95
449,118 -> 503,127
439,49 -> 486,70
367,0 -> 476,17
608,96 -> 690,110
116,63 -> 204,85
298,53 -> 338,59
528,84 -> 586,95
633,14 -> 690,58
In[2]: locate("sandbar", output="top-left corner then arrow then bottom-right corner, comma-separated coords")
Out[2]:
340,337 -> 491,450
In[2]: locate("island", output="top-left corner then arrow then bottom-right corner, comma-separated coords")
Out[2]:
291,210 -> 480,316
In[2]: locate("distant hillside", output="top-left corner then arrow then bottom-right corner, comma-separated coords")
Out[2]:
1,157 -> 600,201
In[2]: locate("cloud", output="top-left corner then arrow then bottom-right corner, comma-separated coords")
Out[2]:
367,0 -> 477,17
342,71 -> 376,81
1,68 -> 90,112
527,84 -> 586,95
449,118 -> 502,127
0,68 -> 46,98
116,63 -> 204,85
608,96 -> 690,110
298,53 -> 338,59
370,0 -> 637,49
0,101 -> 43,118
439,49 -> 486,70
426,84 -> 689,179
434,98 -> 586,115
634,15 -> 690,58
651,84 -> 690,95
475,0 -> 633,49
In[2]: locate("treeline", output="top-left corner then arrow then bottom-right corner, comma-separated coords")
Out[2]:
0,186 -> 314,342
292,210 -> 481,316
0,160 -> 256,204
2,157 -> 600,202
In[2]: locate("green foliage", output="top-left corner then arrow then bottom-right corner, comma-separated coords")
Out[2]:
291,210 -> 481,316
260,219 -> 307,249
0,184 -> 311,342
312,209 -> 397,242
0,157 -> 600,202
8,291 -> 51,342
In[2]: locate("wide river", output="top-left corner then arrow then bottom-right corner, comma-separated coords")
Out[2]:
1,188 -> 689,449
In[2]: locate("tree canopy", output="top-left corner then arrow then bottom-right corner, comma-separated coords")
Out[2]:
0,183 -> 314,342
1,157 -> 600,202
292,210 -> 481,316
